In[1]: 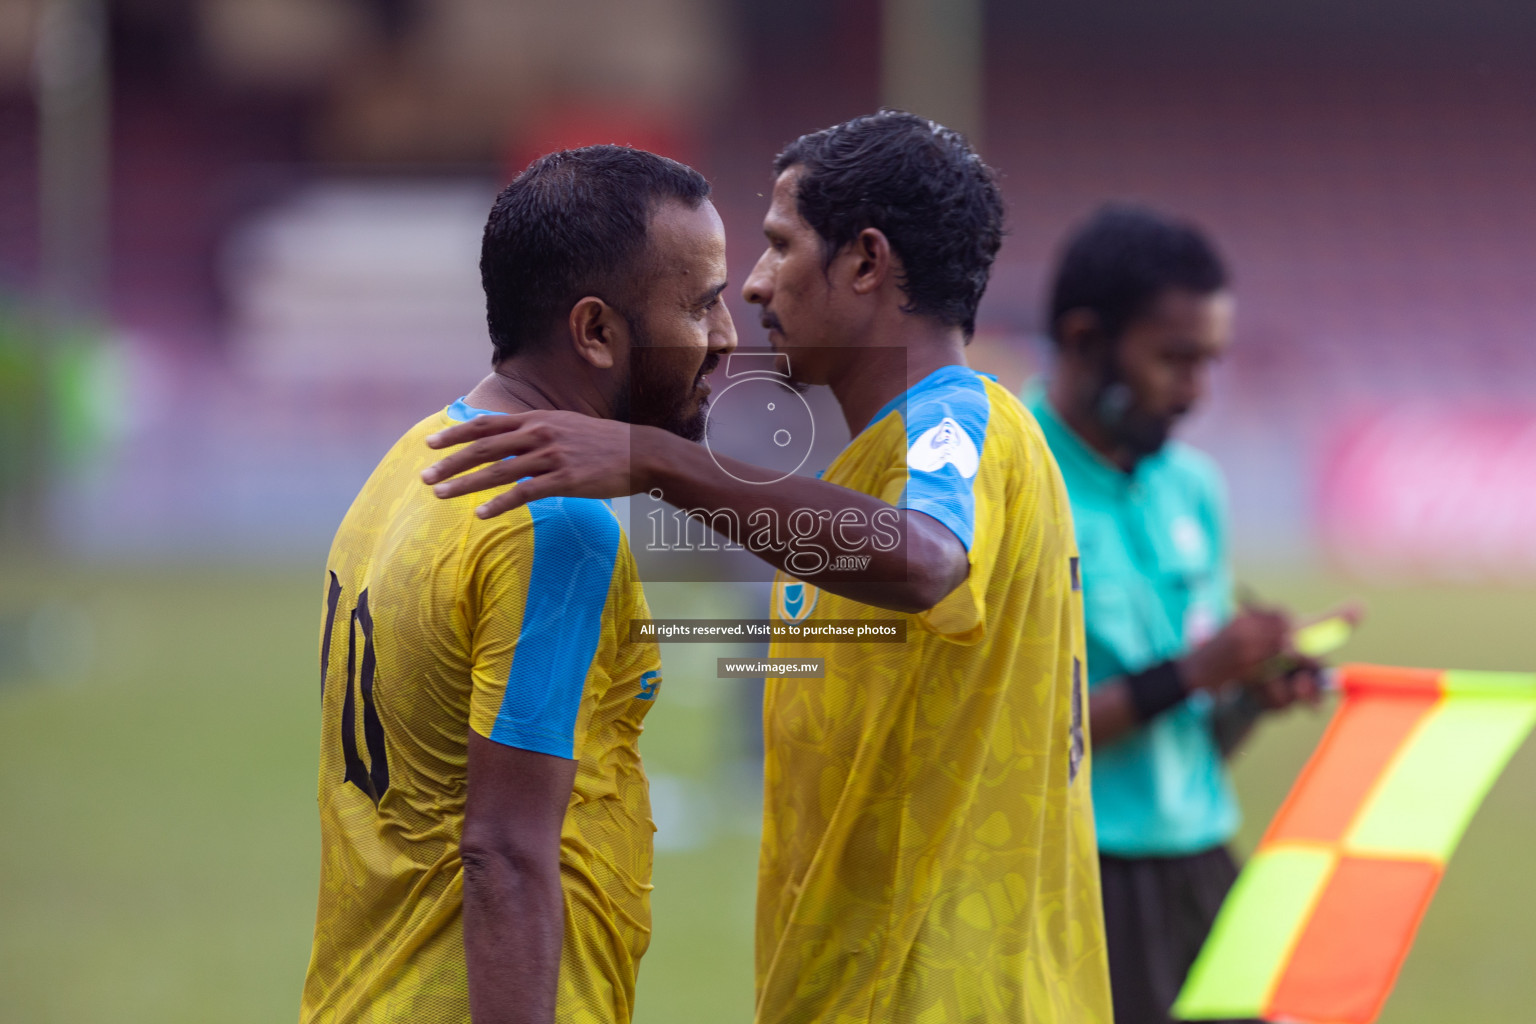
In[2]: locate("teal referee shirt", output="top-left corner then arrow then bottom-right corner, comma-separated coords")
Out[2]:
1024,381 -> 1240,856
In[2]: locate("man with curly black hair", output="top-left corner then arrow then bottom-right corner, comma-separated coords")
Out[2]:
423,112 -> 1114,1024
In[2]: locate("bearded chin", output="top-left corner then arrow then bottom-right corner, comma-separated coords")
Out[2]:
1095,381 -> 1173,459
672,401 -> 708,443
1113,411 -> 1172,459
635,387 -> 707,442
619,356 -> 709,443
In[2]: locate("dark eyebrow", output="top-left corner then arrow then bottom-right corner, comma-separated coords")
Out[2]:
693,281 -> 729,307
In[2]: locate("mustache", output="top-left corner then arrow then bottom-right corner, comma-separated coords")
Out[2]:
695,353 -> 721,384
760,311 -> 784,334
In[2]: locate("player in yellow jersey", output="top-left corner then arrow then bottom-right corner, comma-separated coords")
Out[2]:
423,112 -> 1113,1023
300,146 -> 735,1024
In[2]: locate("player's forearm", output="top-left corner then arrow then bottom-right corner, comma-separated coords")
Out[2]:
638,428 -> 964,612
461,846 -> 564,1024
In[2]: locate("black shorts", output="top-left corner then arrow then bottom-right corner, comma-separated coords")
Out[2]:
1098,846 -> 1261,1024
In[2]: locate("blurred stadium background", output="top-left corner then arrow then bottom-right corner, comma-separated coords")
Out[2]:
1,1 -> 1533,1021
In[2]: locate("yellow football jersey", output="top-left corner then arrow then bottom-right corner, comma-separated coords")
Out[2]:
759,366 -> 1112,1024
301,399 -> 662,1024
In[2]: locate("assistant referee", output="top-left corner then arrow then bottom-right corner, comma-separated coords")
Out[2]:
1024,205 -> 1319,1024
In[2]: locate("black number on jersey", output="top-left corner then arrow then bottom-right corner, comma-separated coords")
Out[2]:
320,571 -> 342,701
321,577 -> 390,805
1068,656 -> 1085,784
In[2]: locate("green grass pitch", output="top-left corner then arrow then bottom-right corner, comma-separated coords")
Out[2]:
0,564 -> 1530,1023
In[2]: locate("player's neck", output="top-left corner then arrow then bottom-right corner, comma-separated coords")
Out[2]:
830,321 -> 969,437
465,361 -> 605,418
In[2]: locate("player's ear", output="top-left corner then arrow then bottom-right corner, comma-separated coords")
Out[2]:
567,296 -> 629,371
846,227 -> 893,297
1054,309 -> 1105,360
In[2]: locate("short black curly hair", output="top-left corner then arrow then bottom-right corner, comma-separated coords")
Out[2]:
774,110 -> 1004,339
481,145 -> 710,363
1047,203 -> 1228,345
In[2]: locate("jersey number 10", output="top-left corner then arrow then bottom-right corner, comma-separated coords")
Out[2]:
321,571 -> 390,805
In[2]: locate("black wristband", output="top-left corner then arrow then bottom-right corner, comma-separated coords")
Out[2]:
1126,660 -> 1188,723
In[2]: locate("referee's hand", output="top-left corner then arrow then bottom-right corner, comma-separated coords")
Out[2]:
1249,662 -> 1325,710
1178,608 -> 1291,693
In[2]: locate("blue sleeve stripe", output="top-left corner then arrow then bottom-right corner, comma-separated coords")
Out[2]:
489,496 -> 622,759
898,369 -> 992,550
447,397 -> 502,421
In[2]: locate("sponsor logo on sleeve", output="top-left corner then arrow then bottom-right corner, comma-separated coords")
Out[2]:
907,417 -> 980,478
